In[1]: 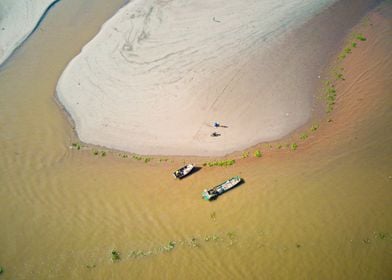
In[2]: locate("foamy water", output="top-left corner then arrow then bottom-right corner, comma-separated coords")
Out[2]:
57,0 -> 339,156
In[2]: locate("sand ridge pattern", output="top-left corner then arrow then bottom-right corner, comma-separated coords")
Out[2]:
56,0 -> 355,156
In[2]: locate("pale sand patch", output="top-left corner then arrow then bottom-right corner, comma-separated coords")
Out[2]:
0,0 -> 57,66
57,0 -> 379,156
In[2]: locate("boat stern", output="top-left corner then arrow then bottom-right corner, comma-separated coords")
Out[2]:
202,189 -> 212,201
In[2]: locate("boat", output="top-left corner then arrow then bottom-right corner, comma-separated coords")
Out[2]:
202,176 -> 242,200
173,164 -> 194,179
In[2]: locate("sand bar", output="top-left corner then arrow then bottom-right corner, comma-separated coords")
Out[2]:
0,0 -> 57,66
57,0 -> 379,156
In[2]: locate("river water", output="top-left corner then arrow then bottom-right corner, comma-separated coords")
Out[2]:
0,0 -> 391,279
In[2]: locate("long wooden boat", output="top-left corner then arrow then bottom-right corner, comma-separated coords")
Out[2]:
173,164 -> 194,179
202,176 -> 242,200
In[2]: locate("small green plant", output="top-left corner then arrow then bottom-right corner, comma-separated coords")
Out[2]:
111,250 -> 120,261
0,267 -> 3,274
189,237 -> 200,248
335,72 -> 344,80
129,250 -> 146,258
325,84 -> 337,112
254,150 -> 262,158
290,143 -> 298,151
202,163 -> 207,167
338,53 -> 346,60
144,157 -> 151,163
277,144 -> 282,149
375,232 -> 389,240
93,150 -> 99,155
207,159 -> 235,167
227,232 -> 236,245
310,124 -> 319,132
300,133 -> 308,140
296,243 -> 301,248
133,155 -> 142,160
71,143 -> 81,150
344,47 -> 351,54
86,264 -> 96,269
100,151 -> 106,157
362,238 -> 371,244
351,42 -> 357,48
356,34 -> 367,41
242,151 -> 249,158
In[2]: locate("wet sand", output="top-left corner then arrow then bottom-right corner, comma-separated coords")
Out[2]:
0,1 -> 391,279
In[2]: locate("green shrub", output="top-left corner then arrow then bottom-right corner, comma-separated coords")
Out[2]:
93,150 -> 99,155
310,124 -> 319,132
356,34 -> 367,41
351,42 -> 357,48
242,151 -> 249,158
100,151 -> 106,157
254,150 -> 262,157
207,159 -> 235,167
290,143 -> 298,151
0,267 -> 3,274
300,133 -> 308,140
71,143 -> 81,150
111,250 -> 120,261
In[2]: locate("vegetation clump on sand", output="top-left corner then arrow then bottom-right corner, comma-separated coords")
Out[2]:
290,143 -> 298,151
132,155 -> 153,163
111,250 -> 121,261
92,150 -> 107,157
356,34 -> 367,41
86,264 -> 96,269
325,82 -> 337,113
206,159 -> 236,167
71,143 -> 81,150
310,124 -> 319,132
300,133 -> 308,140
324,31 -> 368,113
254,150 -> 262,157
118,153 -> 128,158
0,267 -> 3,274
374,232 -> 391,240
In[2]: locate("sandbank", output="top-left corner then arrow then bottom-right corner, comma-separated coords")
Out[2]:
56,0 -> 380,156
0,0 -> 58,66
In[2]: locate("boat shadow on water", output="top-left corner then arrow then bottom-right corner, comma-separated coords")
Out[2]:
182,166 -> 202,179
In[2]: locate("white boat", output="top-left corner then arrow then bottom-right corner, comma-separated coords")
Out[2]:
173,164 -> 194,179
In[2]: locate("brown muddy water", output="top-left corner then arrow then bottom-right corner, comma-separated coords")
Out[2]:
0,1 -> 391,279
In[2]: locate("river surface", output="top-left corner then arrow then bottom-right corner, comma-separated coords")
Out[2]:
0,0 -> 391,279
